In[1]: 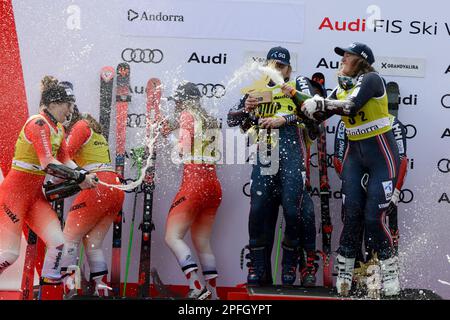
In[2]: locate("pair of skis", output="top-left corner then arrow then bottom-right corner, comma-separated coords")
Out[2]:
99,63 -> 161,297
309,73 -> 333,288
137,78 -> 161,297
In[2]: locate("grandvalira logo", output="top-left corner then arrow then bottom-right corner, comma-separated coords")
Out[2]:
122,48 -> 163,64
374,57 -> 426,78
127,9 -> 184,22
381,62 -> 419,70
196,83 -> 226,98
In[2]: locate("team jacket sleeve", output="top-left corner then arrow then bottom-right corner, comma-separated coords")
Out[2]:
24,118 -> 57,168
349,72 -> 385,111
324,72 -> 385,117
64,120 -> 92,159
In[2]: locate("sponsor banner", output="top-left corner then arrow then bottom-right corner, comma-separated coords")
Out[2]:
121,0 -> 305,43
374,56 -> 426,78
245,51 -> 298,72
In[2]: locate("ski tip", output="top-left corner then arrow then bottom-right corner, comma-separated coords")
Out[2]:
117,63 -> 130,76
146,78 -> 162,94
386,81 -> 400,93
147,78 -> 161,87
100,66 -> 115,82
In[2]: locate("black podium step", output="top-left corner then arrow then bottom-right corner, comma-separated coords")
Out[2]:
247,285 -> 442,300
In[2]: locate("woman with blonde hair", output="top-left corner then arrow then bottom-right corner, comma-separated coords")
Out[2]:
302,42 -> 401,296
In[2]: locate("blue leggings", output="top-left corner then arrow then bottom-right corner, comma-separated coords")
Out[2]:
248,126 -> 316,251
338,130 -> 399,260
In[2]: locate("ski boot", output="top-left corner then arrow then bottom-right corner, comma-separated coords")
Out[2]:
335,254 -> 355,297
246,246 -> 271,286
300,250 -> 319,287
380,255 -> 400,296
281,243 -> 300,285
61,265 -> 81,300
186,287 -> 211,300
93,275 -> 113,297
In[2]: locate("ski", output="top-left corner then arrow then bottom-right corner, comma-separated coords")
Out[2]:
137,78 -> 161,298
123,147 -> 145,297
151,268 -> 182,299
386,81 -> 402,255
386,81 -> 400,117
111,62 -> 131,296
99,66 -> 115,141
311,73 -> 333,288
20,228 -> 38,300
317,125 -> 333,287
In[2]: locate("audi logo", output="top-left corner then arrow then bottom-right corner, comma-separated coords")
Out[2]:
404,124 -> 417,139
308,152 -> 334,168
196,83 -> 226,98
121,48 -> 164,64
127,113 -> 146,128
438,159 -> 450,173
442,94 -> 450,108
243,182 -> 251,197
399,189 -> 414,204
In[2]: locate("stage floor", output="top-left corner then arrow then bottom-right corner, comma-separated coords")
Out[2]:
245,285 -> 442,300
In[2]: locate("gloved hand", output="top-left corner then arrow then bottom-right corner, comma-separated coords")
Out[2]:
386,188 -> 401,216
301,95 -> 325,120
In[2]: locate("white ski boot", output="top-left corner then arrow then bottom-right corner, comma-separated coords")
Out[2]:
335,254 -> 355,296
380,256 -> 400,296
93,275 -> 113,297
186,287 -> 211,300
62,265 -> 81,300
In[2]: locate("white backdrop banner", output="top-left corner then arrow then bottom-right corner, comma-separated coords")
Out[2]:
120,0 -> 305,43
6,0 -> 450,299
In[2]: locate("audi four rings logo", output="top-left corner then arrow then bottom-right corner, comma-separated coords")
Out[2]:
243,182 -> 251,197
127,113 -> 146,128
121,48 -> 164,64
196,83 -> 226,98
438,159 -> 450,173
399,189 -> 414,204
309,153 -> 334,168
442,94 -> 450,108
242,182 -> 414,203
404,124 -> 417,139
